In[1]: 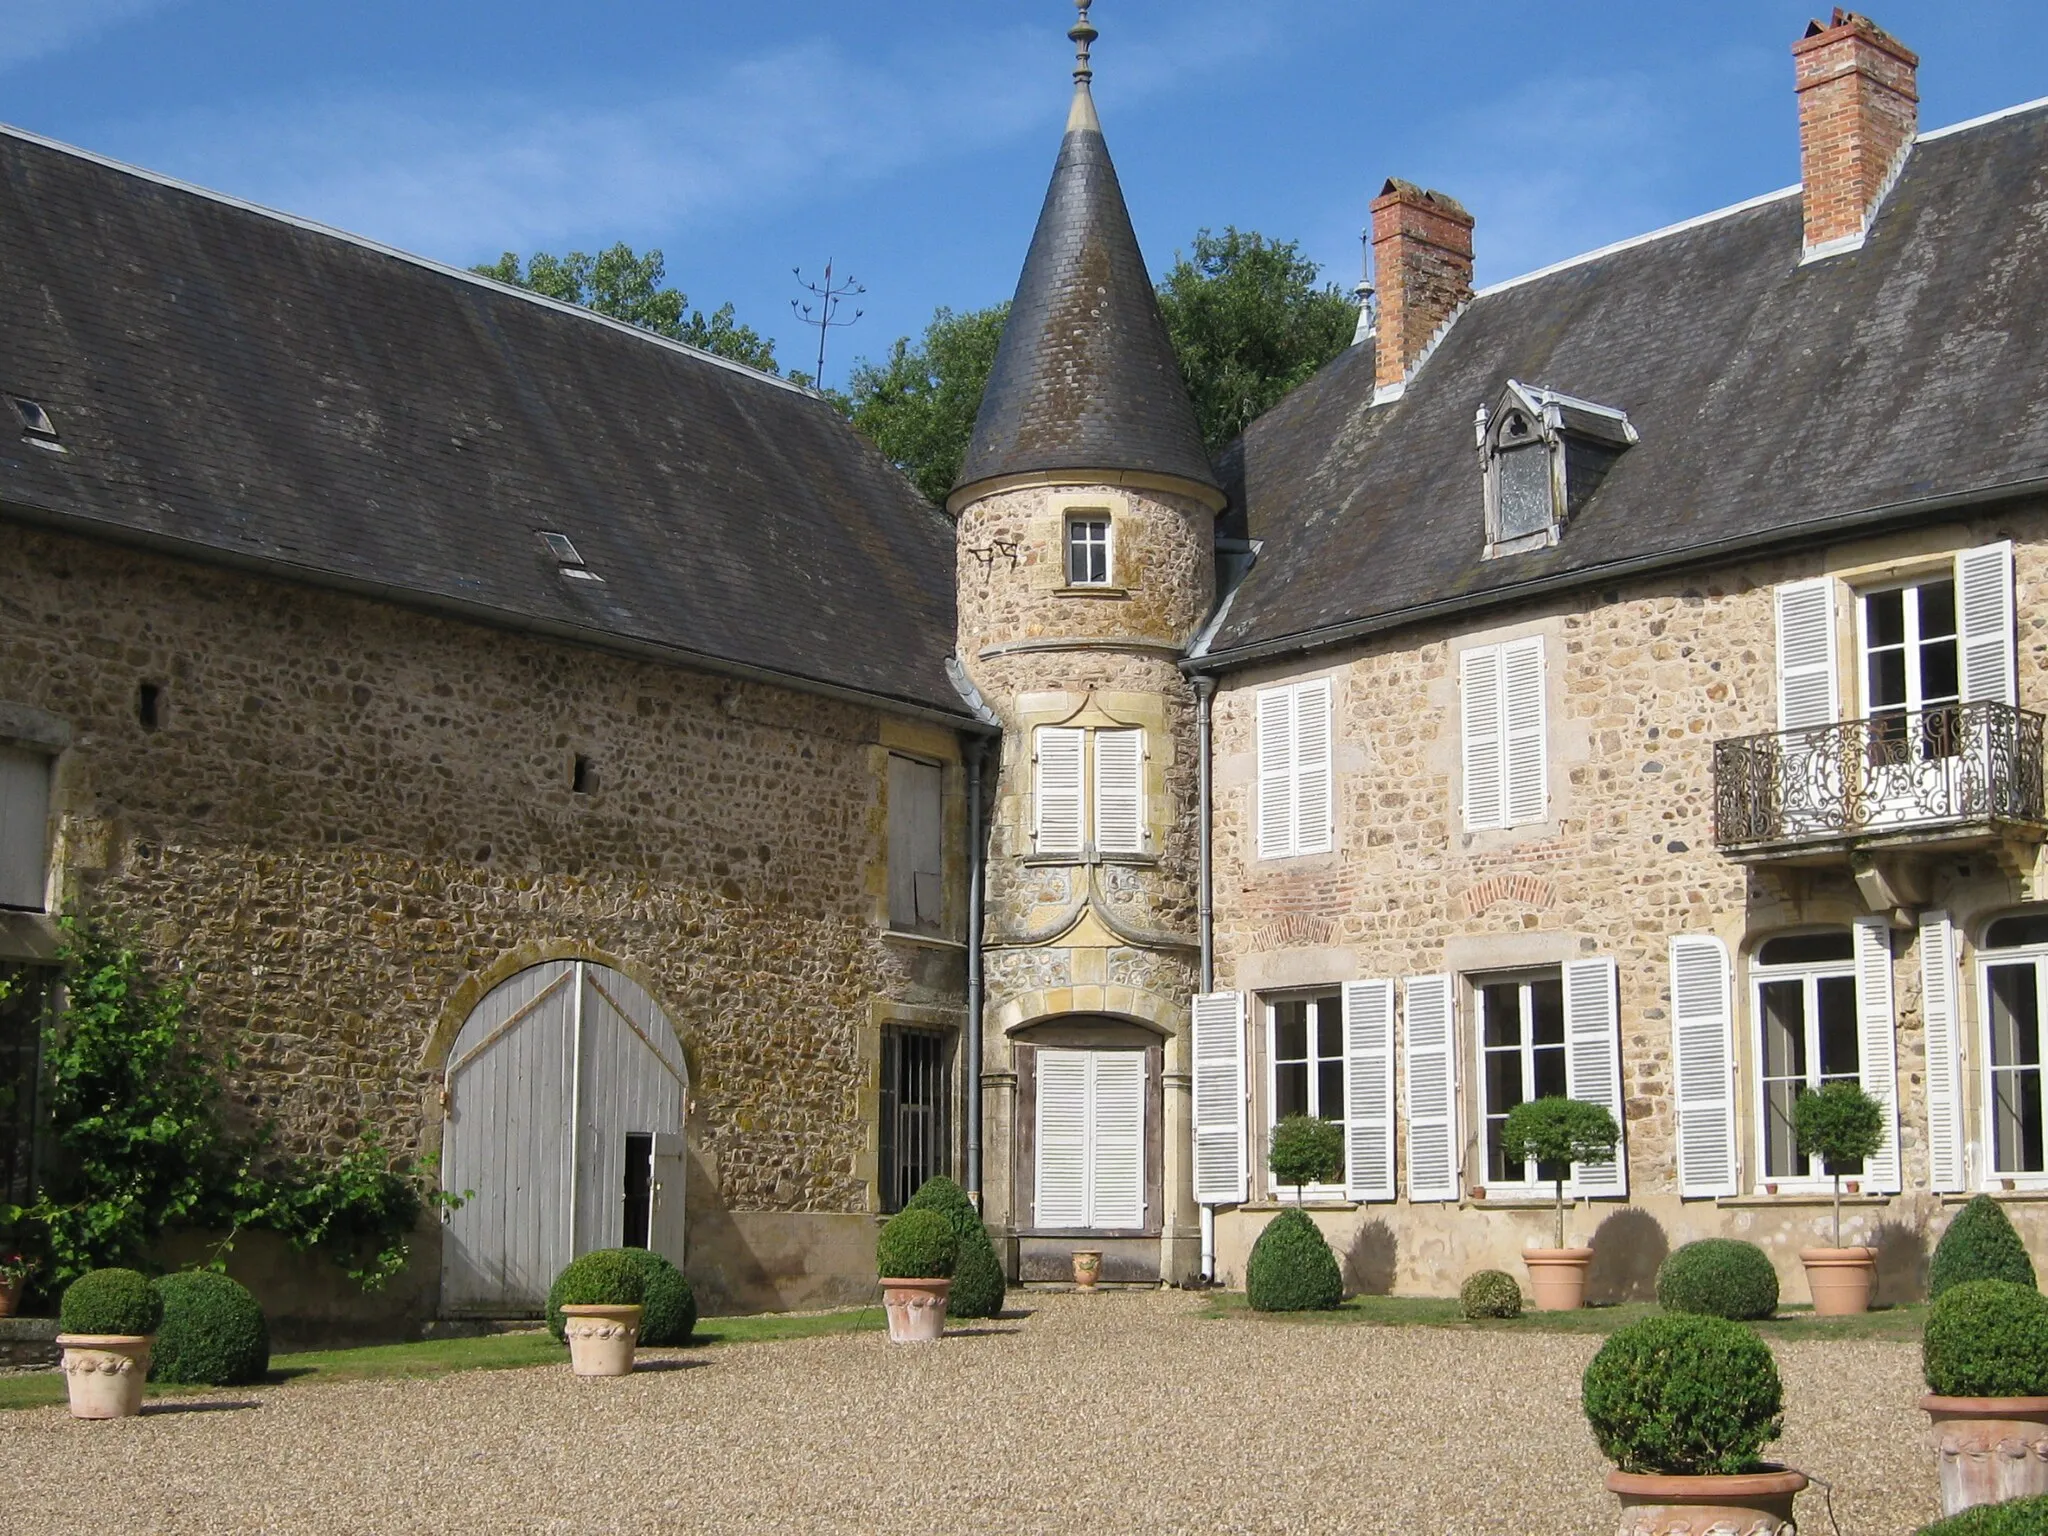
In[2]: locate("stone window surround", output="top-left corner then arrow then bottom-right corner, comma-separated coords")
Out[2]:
863,998 -> 966,1218
1973,908 -> 2048,1192
1018,690 -> 1169,864
0,702 -> 68,928
1051,491 -> 1127,597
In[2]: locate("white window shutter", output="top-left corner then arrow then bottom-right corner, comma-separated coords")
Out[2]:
1957,541 -> 2017,707
1562,957 -> 1626,1197
1093,729 -> 1145,856
1502,636 -> 1548,827
1256,687 -> 1296,857
1920,911 -> 1965,1193
1853,917 -> 1902,1194
1034,727 -> 1085,855
1669,935 -> 1738,1197
1191,992 -> 1247,1204
1341,979 -> 1395,1201
0,747 -> 52,911
1403,975 -> 1459,1202
1774,578 -> 1839,731
1088,1053 -> 1145,1229
1460,646 -> 1504,830
1292,678 -> 1334,855
1034,1049 -> 1089,1227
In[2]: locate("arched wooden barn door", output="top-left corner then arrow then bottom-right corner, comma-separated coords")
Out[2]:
440,961 -> 688,1313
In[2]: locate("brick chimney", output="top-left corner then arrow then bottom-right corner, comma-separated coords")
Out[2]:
1370,179 -> 1474,395
1793,9 -> 1918,259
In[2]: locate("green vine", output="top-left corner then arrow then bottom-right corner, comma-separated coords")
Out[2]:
0,915 -> 463,1295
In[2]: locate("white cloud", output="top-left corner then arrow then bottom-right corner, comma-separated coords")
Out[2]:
0,0 -> 173,72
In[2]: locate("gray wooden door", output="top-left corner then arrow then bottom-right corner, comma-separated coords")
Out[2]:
440,961 -> 688,1313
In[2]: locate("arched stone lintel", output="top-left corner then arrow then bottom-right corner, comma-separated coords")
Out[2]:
994,984 -> 1184,1038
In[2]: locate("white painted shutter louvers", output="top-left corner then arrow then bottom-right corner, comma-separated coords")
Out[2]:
1034,1050 -> 1089,1228
1088,1053 -> 1146,1229
1460,647 -> 1504,830
1292,678 -> 1334,855
1341,980 -> 1396,1202
1957,541 -> 2017,707
1256,687 -> 1296,858
1853,917 -> 1903,1194
1093,729 -> 1145,856
1191,992 -> 1248,1204
1669,935 -> 1738,1198
1562,957 -> 1626,1197
1502,637 -> 1548,827
1774,578 -> 1839,731
1403,975 -> 1459,1202
0,746 -> 51,911
1919,911 -> 1965,1194
1034,727 -> 1085,855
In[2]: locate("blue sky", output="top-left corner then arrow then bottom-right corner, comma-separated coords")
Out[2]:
5,1 -> 2040,387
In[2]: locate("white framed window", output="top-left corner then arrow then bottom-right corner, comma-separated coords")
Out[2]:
1034,1047 -> 1145,1230
1979,913 -> 2048,1185
1858,576 -> 1961,763
1255,677 -> 1333,859
0,746 -> 52,912
1459,636 -> 1546,831
1751,931 -> 1862,1186
1065,514 -> 1112,587
1475,971 -> 1567,1187
1265,993 -> 1344,1201
1032,726 -> 1146,858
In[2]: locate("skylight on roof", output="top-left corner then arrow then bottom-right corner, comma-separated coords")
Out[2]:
10,394 -> 62,450
537,530 -> 604,582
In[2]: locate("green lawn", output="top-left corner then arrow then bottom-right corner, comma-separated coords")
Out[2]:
1198,1291 -> 1927,1342
0,1306 -> 886,1413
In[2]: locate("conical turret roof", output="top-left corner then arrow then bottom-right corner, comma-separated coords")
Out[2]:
952,62 -> 1218,506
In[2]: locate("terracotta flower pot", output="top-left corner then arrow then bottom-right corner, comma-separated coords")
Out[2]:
559,1303 -> 641,1377
1922,1395 -> 2048,1516
1522,1247 -> 1594,1310
0,1278 -> 22,1318
1072,1250 -> 1103,1289
1606,1468 -> 1807,1535
1799,1246 -> 1876,1315
881,1276 -> 950,1342
57,1334 -> 154,1419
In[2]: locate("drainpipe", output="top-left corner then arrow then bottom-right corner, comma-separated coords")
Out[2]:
965,735 -> 989,1209
1193,674 -> 1217,1281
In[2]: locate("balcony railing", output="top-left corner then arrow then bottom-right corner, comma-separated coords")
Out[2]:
1714,700 -> 2048,852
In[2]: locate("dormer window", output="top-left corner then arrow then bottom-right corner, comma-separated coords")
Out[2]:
1477,381 -> 1635,558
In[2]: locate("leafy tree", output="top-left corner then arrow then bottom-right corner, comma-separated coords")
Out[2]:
1267,1114 -> 1344,1204
1499,1096 -> 1622,1250
1155,227 -> 1357,451
842,304 -> 1009,505
473,244 -> 780,375
1792,1081 -> 1886,1248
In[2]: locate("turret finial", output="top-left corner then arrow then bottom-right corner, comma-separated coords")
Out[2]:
1070,1 -> 1097,88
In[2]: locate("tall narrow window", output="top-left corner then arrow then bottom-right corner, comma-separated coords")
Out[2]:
1033,727 -> 1146,859
1460,637 -> 1547,830
1255,678 -> 1334,858
1752,931 -> 1861,1183
1861,578 -> 1960,762
1066,515 -> 1111,586
1476,971 -> 1566,1185
1267,994 -> 1344,1199
0,746 -> 52,911
880,1026 -> 951,1212
0,963 -> 47,1212
1981,915 -> 2048,1182
1034,1048 -> 1144,1229
887,754 -> 945,932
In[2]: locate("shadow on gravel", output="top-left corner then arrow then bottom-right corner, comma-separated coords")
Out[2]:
141,1399 -> 261,1416
940,1326 -> 1024,1339
267,1368 -> 317,1384
995,1308 -> 1036,1322
630,1359 -> 709,1374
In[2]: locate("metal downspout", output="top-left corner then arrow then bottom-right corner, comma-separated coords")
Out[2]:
1193,674 -> 1217,1281
965,736 -> 989,1209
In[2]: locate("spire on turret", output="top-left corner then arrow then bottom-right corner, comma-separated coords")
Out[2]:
949,2 -> 1217,510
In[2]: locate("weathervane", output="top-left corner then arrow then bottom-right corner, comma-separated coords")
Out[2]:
1070,0 -> 1096,86
790,259 -> 865,388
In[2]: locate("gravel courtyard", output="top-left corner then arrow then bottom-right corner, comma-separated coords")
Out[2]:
1,1290 -> 1941,1534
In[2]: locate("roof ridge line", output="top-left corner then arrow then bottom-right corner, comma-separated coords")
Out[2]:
0,120 -> 820,401
1915,90 -> 2048,144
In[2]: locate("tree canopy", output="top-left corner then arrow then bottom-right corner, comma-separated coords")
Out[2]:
472,244 -> 780,375
842,304 -> 1010,506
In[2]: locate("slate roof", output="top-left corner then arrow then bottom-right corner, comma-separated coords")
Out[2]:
954,86 -> 1216,502
0,128 -> 969,718
1204,99 -> 2048,665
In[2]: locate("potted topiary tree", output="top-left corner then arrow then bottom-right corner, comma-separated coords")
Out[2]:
903,1177 -> 1006,1318
149,1271 -> 270,1386
56,1267 -> 164,1419
1583,1312 -> 1805,1530
548,1250 -> 647,1376
1268,1114 -> 1344,1204
1791,1080 -> 1887,1315
1921,1278 -> 2048,1515
1498,1095 -> 1621,1310
1656,1238 -> 1780,1322
876,1207 -> 956,1343
1930,1195 -> 2038,1300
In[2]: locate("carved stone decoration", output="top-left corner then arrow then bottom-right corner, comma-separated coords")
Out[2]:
1606,1468 -> 1807,1536
1922,1395 -> 2048,1516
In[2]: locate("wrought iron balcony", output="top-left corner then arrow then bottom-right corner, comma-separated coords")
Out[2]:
1713,700 -> 2048,856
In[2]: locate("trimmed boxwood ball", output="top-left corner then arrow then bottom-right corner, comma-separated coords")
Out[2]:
59,1267 -> 165,1337
876,1208 -> 957,1280
1245,1209 -> 1343,1312
1460,1269 -> 1523,1320
544,1249 -> 648,1342
1923,1278 -> 2048,1398
1931,1195 -> 2038,1300
1582,1314 -> 1784,1475
904,1176 -> 1005,1319
608,1249 -> 696,1347
149,1271 -> 270,1385
1915,1494 -> 2048,1535
1656,1239 -> 1780,1321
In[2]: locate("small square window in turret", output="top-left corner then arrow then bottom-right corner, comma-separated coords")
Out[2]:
1066,515 -> 1111,586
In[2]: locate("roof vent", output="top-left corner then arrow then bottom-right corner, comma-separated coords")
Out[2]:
1475,380 -> 1635,558
10,395 -> 63,451
538,530 -> 604,582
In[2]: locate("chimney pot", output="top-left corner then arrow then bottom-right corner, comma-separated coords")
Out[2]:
1793,9 -> 1919,258
1370,179 -> 1474,395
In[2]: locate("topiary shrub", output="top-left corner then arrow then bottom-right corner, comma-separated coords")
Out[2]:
1923,1279 -> 2048,1398
1915,1494 -> 2048,1535
1268,1115 -> 1345,1203
876,1208 -> 956,1280
149,1271 -> 270,1384
1245,1208 -> 1343,1312
1792,1081 -> 1887,1248
609,1249 -> 696,1347
59,1267 -> 164,1336
1460,1269 -> 1523,1319
1656,1239 -> 1780,1322
544,1250 -> 648,1342
1931,1195 -> 2038,1301
1498,1096 -> 1622,1249
1582,1314 -> 1784,1475
904,1177 -> 1005,1319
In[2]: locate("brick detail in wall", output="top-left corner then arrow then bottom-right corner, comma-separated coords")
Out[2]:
1793,8 -> 1919,253
1370,178 -> 1474,394
1460,874 -> 1558,917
